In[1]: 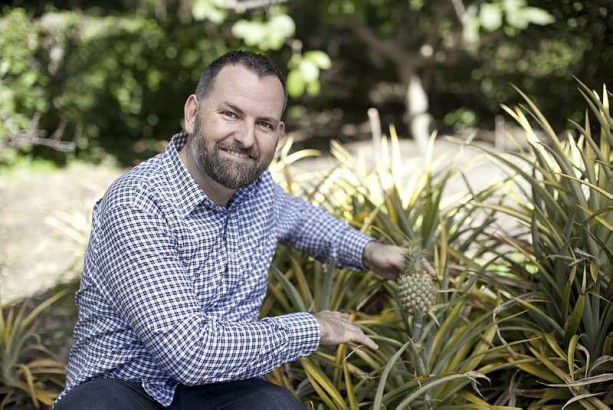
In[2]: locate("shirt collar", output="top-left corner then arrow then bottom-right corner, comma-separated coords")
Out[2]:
163,132 -> 260,217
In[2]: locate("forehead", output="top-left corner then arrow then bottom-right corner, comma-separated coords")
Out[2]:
208,65 -> 285,118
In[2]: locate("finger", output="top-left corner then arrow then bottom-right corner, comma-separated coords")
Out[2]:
330,311 -> 351,322
352,332 -> 378,350
381,270 -> 399,280
421,257 -> 436,279
333,311 -> 350,319
347,325 -> 379,350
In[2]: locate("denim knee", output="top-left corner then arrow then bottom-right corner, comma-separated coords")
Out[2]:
243,380 -> 306,410
54,378 -> 161,410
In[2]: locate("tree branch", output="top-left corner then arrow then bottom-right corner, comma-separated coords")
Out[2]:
223,0 -> 288,13
4,133 -> 76,152
449,0 -> 468,25
342,19 -> 432,75
2,117 -> 75,152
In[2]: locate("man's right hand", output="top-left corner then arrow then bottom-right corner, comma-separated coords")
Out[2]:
312,310 -> 378,350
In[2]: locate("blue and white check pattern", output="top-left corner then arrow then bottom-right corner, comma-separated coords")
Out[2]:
60,132 -> 373,406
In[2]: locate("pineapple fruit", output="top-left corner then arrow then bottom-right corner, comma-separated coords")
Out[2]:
397,247 -> 436,315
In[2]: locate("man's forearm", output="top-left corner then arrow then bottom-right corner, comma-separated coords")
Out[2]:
276,189 -> 373,270
136,312 -> 320,386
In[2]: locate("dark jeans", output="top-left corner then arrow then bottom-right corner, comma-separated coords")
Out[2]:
54,378 -> 306,409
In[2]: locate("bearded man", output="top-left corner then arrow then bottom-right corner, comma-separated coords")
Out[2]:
55,50 -> 422,410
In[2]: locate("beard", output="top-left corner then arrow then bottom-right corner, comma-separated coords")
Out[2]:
189,112 -> 272,189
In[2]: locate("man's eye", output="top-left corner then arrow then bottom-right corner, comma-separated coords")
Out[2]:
221,111 -> 237,119
258,121 -> 274,131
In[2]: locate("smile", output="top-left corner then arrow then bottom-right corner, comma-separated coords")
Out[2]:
220,148 -> 254,160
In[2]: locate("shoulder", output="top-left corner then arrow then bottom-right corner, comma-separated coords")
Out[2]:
101,156 -> 165,214
258,170 -> 286,195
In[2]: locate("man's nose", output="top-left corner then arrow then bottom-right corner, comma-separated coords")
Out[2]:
234,121 -> 255,148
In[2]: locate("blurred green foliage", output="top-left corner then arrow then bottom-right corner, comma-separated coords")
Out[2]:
0,0 -> 610,165
1,4 -> 227,165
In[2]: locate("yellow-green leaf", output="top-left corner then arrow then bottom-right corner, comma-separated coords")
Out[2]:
343,358 -> 359,410
544,333 -> 566,361
18,364 -> 39,408
567,334 -> 579,378
564,292 -> 585,345
430,299 -> 465,362
513,361 -> 561,384
300,358 -> 347,409
528,346 -> 570,383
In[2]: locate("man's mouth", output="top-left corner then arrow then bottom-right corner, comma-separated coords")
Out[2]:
219,147 -> 255,160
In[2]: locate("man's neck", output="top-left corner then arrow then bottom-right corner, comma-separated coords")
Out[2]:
178,146 -> 235,207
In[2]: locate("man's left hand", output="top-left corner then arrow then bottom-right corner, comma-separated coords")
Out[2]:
362,242 -> 436,280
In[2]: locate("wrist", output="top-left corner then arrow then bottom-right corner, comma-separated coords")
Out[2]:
271,312 -> 321,357
312,313 -> 327,342
362,240 -> 378,270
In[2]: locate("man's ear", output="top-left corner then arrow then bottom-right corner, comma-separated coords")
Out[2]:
184,94 -> 199,134
277,121 -> 285,138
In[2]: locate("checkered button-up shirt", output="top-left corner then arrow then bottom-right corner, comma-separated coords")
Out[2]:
60,133 -> 372,406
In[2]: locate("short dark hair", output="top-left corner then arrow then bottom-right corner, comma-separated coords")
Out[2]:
194,50 -> 288,112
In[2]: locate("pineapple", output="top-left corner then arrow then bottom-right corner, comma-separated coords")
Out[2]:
397,247 -> 436,315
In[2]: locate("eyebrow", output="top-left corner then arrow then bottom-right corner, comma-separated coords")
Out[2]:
221,101 -> 281,126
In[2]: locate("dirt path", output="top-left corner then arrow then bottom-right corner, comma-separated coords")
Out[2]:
0,162 -> 121,305
0,139 -> 510,305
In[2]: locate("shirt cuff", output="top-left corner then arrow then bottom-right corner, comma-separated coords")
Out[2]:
336,227 -> 375,271
269,312 -> 320,363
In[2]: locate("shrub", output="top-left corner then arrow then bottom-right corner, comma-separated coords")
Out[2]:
466,82 -> 613,407
0,291 -> 68,409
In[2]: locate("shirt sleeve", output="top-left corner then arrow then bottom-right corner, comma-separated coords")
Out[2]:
93,204 -> 321,386
273,184 -> 374,271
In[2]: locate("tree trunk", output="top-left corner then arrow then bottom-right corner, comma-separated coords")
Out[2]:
405,73 -> 430,153
347,21 -> 433,152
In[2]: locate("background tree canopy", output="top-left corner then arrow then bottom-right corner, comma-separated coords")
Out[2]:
1,0 -> 610,166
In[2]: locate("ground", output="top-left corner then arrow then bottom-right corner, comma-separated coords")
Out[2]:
0,137 -> 510,306
0,161 -> 121,305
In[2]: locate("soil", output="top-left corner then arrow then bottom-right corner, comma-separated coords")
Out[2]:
0,162 -> 121,305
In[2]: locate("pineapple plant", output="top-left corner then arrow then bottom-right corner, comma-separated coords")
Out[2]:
397,246 -> 436,315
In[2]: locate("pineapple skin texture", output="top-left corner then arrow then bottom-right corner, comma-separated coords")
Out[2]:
397,249 -> 436,315
397,271 -> 436,314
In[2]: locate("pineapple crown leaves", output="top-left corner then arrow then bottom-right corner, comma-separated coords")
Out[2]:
402,246 -> 425,275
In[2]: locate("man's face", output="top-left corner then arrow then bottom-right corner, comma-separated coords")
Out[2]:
187,65 -> 285,190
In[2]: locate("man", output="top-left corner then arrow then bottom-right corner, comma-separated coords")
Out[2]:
55,50 -> 422,409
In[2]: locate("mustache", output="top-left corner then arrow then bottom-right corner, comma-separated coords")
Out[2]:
216,142 -> 259,160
